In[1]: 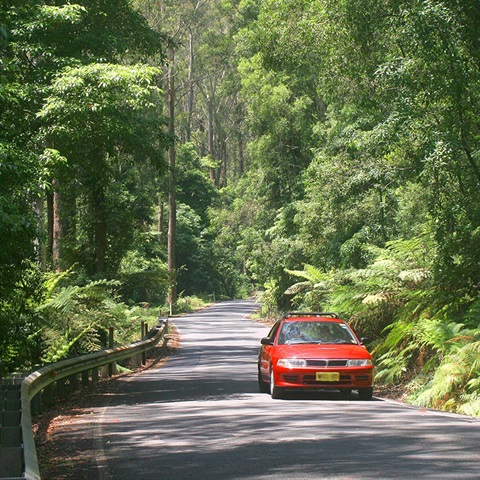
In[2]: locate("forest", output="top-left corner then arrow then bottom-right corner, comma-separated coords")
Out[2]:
1,0 -> 479,416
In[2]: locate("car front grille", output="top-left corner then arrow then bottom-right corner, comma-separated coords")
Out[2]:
306,359 -> 348,367
281,374 -> 353,385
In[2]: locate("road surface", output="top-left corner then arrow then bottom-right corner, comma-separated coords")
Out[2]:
82,300 -> 480,479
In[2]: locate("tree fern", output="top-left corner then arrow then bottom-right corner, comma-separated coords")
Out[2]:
411,336 -> 480,413
285,264 -> 327,284
38,275 -> 148,363
284,265 -> 334,310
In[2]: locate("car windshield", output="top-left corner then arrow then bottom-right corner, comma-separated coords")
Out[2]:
278,321 -> 357,345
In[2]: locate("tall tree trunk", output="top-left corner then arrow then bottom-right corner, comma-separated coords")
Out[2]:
237,131 -> 244,177
207,95 -> 215,184
51,178 -> 69,272
157,192 -> 164,244
93,182 -> 107,274
47,190 -> 54,263
167,47 -> 177,307
50,176 -> 77,272
186,29 -> 194,143
221,134 -> 227,188
34,192 -> 47,269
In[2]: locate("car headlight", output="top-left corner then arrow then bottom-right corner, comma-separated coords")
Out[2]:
277,358 -> 307,368
347,359 -> 373,367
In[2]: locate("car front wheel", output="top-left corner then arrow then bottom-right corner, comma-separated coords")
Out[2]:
258,368 -> 270,393
270,370 -> 284,399
339,388 -> 352,399
358,387 -> 373,401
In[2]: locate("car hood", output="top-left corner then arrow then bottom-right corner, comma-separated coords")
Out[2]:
276,343 -> 371,360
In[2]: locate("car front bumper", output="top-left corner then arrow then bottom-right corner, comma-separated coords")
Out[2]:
275,366 -> 373,389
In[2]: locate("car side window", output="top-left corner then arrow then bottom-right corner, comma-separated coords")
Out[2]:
267,321 -> 281,342
278,322 -> 303,344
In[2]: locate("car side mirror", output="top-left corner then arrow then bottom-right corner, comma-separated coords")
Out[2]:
360,337 -> 370,345
261,337 -> 274,346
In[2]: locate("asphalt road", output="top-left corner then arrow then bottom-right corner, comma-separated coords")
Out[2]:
92,300 -> 480,480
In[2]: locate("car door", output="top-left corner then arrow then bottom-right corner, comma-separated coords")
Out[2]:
259,321 -> 281,380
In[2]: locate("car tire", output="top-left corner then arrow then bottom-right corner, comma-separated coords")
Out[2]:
358,387 -> 373,401
339,388 -> 352,399
270,370 -> 284,399
258,368 -> 270,393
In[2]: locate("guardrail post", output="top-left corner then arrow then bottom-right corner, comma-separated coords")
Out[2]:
92,367 -> 99,383
31,392 -> 42,415
68,374 -> 78,393
43,383 -> 54,407
163,319 -> 168,346
108,327 -> 115,376
141,322 -> 146,365
57,378 -> 66,397
81,370 -> 89,387
145,323 -> 149,360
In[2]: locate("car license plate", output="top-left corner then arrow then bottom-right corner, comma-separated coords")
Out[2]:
316,372 -> 340,382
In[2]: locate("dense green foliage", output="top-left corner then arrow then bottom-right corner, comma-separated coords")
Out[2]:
0,0 -> 168,371
228,0 -> 480,415
1,0 -> 479,415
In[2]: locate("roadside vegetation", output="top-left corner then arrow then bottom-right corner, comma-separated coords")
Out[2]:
1,0 -> 479,416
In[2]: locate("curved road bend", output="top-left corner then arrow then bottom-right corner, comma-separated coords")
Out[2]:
85,300 -> 479,479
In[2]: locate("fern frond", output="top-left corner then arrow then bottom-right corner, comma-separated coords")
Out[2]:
458,397 -> 480,417
42,323 -> 94,363
285,264 -> 330,283
398,269 -> 430,284
464,297 -> 480,327
284,281 -> 310,295
43,267 -> 75,299
304,264 -> 328,282
362,293 -> 388,305
38,285 -> 81,314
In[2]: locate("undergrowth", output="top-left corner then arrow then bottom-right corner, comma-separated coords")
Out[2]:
35,269 -> 163,365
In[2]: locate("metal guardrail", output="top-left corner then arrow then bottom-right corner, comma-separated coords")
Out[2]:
15,318 -> 168,480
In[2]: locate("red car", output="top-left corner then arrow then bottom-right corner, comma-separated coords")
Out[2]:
258,312 -> 374,400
